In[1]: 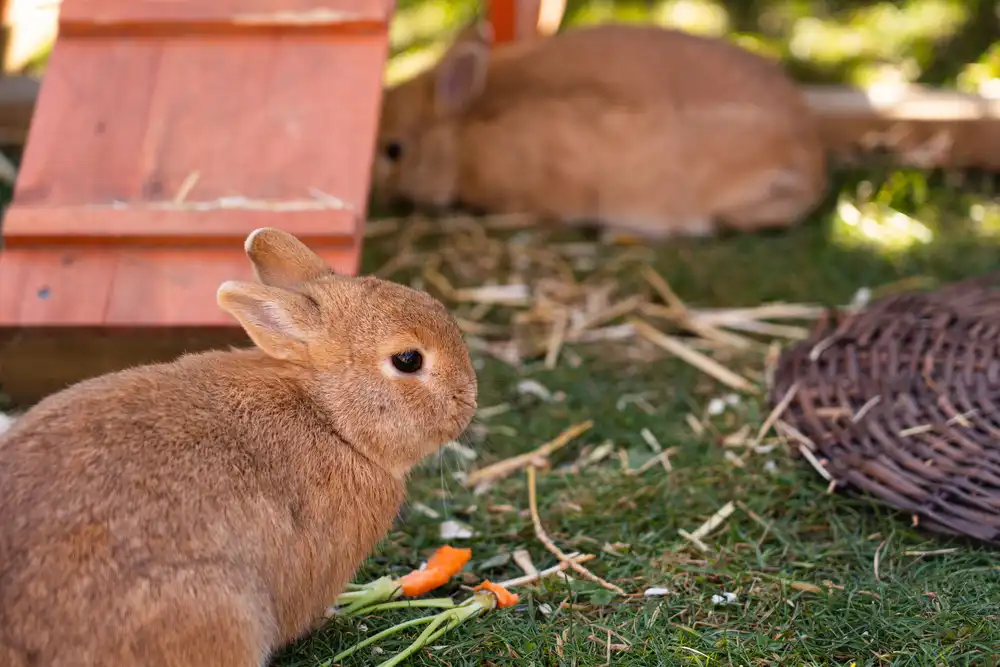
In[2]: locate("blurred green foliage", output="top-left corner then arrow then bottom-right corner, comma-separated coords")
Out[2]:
387,0 -> 1000,89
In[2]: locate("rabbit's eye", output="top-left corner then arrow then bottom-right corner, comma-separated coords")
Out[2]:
384,141 -> 403,162
391,349 -> 423,374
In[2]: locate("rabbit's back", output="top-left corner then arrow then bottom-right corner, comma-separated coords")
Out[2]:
0,351 -> 403,665
479,24 -> 808,114
408,24 -> 827,238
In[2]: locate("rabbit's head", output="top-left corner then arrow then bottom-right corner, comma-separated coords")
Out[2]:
372,21 -> 493,211
217,228 -> 477,476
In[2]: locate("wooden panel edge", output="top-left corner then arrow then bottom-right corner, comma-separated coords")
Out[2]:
59,0 -> 392,26
58,20 -> 389,39
2,207 -> 360,246
58,0 -> 392,36
802,84 -> 1000,121
0,243 -> 363,328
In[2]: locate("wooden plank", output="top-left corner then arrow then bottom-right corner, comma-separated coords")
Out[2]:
803,85 -> 1000,121
0,249 -> 118,325
0,244 -> 361,328
59,0 -> 392,35
12,34 -> 387,220
489,0 -> 517,42
3,208 -> 358,246
0,241 -> 30,323
104,245 -> 360,325
0,0 -> 386,393
136,35 -> 385,215
14,39 -> 162,205
803,84 -> 1000,170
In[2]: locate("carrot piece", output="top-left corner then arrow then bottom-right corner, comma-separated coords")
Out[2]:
423,545 -> 472,574
396,545 -> 472,597
474,581 -> 520,608
398,568 -> 453,597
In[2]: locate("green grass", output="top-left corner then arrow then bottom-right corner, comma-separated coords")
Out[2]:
296,2 -> 1000,659
271,164 -> 1000,667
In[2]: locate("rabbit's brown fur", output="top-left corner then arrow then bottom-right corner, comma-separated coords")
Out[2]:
374,22 -> 827,240
0,229 -> 477,667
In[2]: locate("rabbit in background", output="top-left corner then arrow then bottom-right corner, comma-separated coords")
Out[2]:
373,21 -> 828,241
0,228 -> 477,667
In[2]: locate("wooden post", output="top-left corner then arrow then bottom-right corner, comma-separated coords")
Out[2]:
489,0 -> 518,43
489,0 -> 564,43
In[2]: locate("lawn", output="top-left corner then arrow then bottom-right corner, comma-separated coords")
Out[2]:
272,167 -> 1000,666
266,4 -> 1000,665
3,1 -> 999,665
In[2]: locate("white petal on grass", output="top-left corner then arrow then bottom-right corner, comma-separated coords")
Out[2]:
444,440 -> 478,461
707,398 -> 727,416
850,287 -> 872,309
711,591 -> 738,605
439,520 -> 475,540
517,379 -> 553,401
411,502 -> 440,519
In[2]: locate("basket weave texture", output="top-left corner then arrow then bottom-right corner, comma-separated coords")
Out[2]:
769,273 -> 1000,544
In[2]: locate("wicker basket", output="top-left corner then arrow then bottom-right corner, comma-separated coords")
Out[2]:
769,273 -> 1000,544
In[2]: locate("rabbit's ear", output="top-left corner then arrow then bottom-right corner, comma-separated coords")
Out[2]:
244,227 -> 334,289
434,21 -> 492,116
217,280 -> 321,361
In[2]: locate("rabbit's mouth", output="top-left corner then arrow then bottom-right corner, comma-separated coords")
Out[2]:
450,401 -> 478,437
387,192 -> 482,220
403,197 -> 456,218
373,193 -> 418,218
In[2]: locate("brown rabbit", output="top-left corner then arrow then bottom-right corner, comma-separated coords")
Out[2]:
0,228 -> 477,667
374,22 -> 827,240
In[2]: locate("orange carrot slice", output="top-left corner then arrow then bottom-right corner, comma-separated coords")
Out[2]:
398,568 -> 452,597
396,545 -> 473,597
423,545 -> 472,574
474,580 -> 520,608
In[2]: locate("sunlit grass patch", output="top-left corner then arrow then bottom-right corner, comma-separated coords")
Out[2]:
831,193 -> 935,254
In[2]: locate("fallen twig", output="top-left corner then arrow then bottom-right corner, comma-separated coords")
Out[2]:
627,450 -> 677,476
631,318 -> 758,394
678,501 -> 736,553
498,553 -> 596,588
527,466 -> 625,594
465,421 -> 593,487
752,382 -> 799,447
